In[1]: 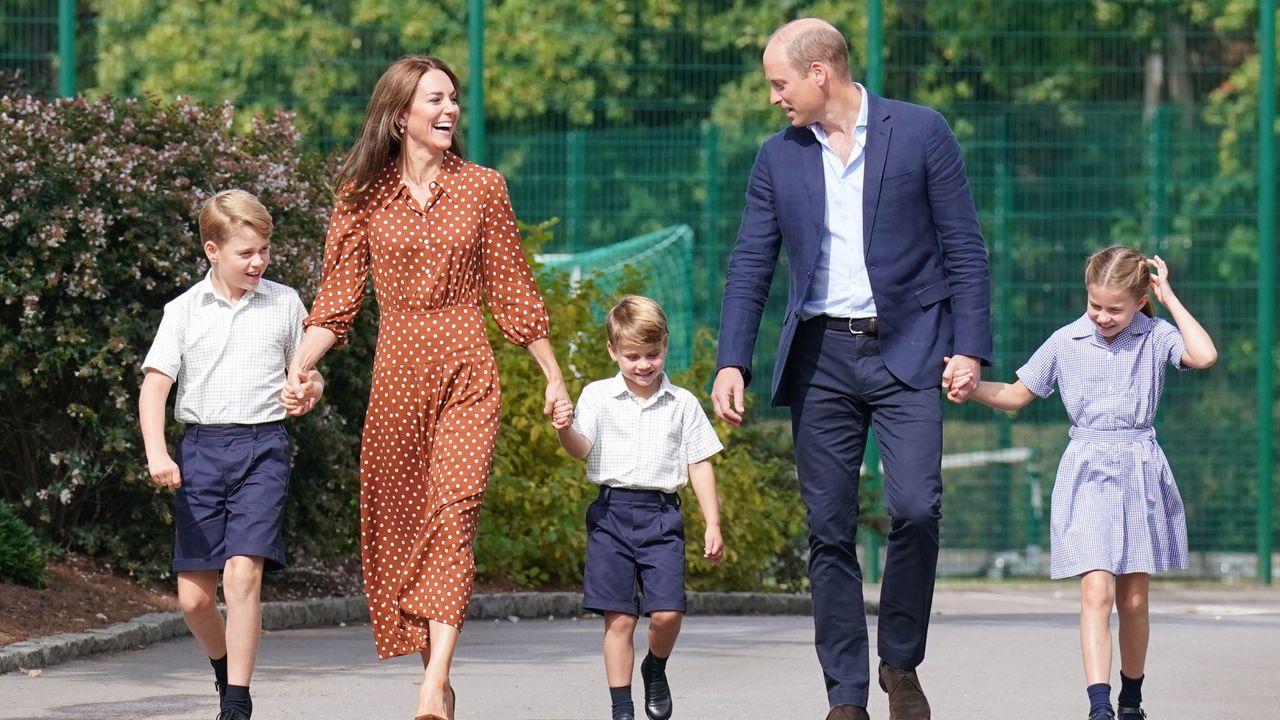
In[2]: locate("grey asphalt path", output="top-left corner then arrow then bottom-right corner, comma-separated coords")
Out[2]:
2,585 -> 1277,719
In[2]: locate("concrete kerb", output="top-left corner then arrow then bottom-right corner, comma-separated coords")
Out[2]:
0,592 -> 873,675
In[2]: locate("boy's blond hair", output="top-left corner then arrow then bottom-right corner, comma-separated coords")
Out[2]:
198,189 -> 273,246
606,295 -> 668,346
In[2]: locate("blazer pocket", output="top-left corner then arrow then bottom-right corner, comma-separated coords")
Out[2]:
914,277 -> 953,307
882,168 -> 918,183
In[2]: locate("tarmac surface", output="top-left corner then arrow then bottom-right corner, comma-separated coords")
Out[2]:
1,583 -> 1277,719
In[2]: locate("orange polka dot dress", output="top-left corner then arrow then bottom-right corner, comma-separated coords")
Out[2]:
304,153 -> 549,660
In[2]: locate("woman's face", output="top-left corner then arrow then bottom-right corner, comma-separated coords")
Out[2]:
399,69 -> 459,155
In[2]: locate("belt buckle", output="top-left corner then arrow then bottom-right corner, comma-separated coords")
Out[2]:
847,317 -> 866,336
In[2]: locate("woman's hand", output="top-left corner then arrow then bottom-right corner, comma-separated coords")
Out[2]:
544,377 -> 570,420
550,398 -> 574,430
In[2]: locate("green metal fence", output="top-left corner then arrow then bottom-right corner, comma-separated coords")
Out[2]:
2,0 -> 1275,581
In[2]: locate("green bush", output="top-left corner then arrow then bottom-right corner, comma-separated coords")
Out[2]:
0,499 -> 45,587
0,94 -> 368,575
477,221 -> 809,590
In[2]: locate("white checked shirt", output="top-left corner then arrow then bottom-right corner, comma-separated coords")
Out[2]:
142,272 -> 307,424
571,373 -> 724,492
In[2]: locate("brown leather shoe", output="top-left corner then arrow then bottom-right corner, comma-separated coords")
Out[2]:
826,705 -> 870,720
878,660 -> 931,719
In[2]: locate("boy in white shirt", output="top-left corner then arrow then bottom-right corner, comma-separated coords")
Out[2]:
551,295 -> 724,720
138,189 -> 322,720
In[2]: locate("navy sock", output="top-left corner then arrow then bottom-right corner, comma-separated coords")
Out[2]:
223,684 -> 251,716
1087,683 -> 1112,714
209,654 -> 228,689
610,685 -> 634,719
1118,673 -> 1144,707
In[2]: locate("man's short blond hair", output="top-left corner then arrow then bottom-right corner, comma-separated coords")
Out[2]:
198,189 -> 273,246
606,295 -> 668,346
769,18 -> 852,81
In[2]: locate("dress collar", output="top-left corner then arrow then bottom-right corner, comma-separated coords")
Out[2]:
369,151 -> 465,212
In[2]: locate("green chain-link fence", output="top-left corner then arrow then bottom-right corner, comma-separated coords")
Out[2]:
3,0 -> 1275,580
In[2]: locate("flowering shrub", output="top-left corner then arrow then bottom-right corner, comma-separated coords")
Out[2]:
0,93 -> 370,575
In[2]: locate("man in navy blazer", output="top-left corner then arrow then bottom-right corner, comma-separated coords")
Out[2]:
711,19 -> 992,720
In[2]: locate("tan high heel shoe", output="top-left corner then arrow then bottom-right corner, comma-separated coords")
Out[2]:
446,684 -> 456,720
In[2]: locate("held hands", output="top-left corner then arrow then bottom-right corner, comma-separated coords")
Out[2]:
148,453 -> 182,491
281,369 -> 323,416
710,367 -> 746,425
550,398 -> 574,430
703,525 -> 725,566
543,378 -> 571,424
941,355 -> 980,404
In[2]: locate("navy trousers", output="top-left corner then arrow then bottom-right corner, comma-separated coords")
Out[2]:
785,319 -> 943,708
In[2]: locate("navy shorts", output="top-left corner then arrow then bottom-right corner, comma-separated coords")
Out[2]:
173,422 -> 291,573
582,486 -> 687,617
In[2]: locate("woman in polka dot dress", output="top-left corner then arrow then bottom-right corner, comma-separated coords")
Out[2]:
287,56 -> 570,720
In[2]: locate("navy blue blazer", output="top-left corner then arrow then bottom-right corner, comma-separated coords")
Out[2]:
716,91 -> 993,406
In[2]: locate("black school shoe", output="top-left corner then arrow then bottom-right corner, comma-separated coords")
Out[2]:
217,693 -> 251,720
1117,707 -> 1147,718
639,655 -> 673,720
1088,707 -> 1115,720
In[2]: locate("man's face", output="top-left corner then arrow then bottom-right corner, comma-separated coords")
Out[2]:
763,42 -> 823,127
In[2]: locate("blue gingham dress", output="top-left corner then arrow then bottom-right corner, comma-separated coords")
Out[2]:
1016,312 -> 1189,579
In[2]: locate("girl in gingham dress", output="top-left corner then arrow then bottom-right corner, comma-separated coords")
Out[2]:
287,56 -> 570,720
948,246 -> 1216,720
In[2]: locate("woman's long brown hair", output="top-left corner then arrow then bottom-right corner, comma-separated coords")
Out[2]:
333,55 -> 465,205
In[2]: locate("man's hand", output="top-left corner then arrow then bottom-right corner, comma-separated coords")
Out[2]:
710,367 -> 746,426
941,354 -> 981,403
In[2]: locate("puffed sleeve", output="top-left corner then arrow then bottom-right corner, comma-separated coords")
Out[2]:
303,197 -> 370,346
479,171 -> 550,346
1015,333 -> 1060,399
1154,317 -> 1188,371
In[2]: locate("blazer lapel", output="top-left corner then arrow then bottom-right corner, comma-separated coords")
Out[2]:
862,91 -> 891,255
796,129 -> 825,244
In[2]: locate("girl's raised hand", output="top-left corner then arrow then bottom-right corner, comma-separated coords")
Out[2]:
1148,254 -> 1172,304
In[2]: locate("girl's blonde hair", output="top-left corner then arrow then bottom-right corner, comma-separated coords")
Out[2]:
198,189 -> 272,246
1085,245 -> 1154,317
606,295 -> 669,346
334,55 -> 465,205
